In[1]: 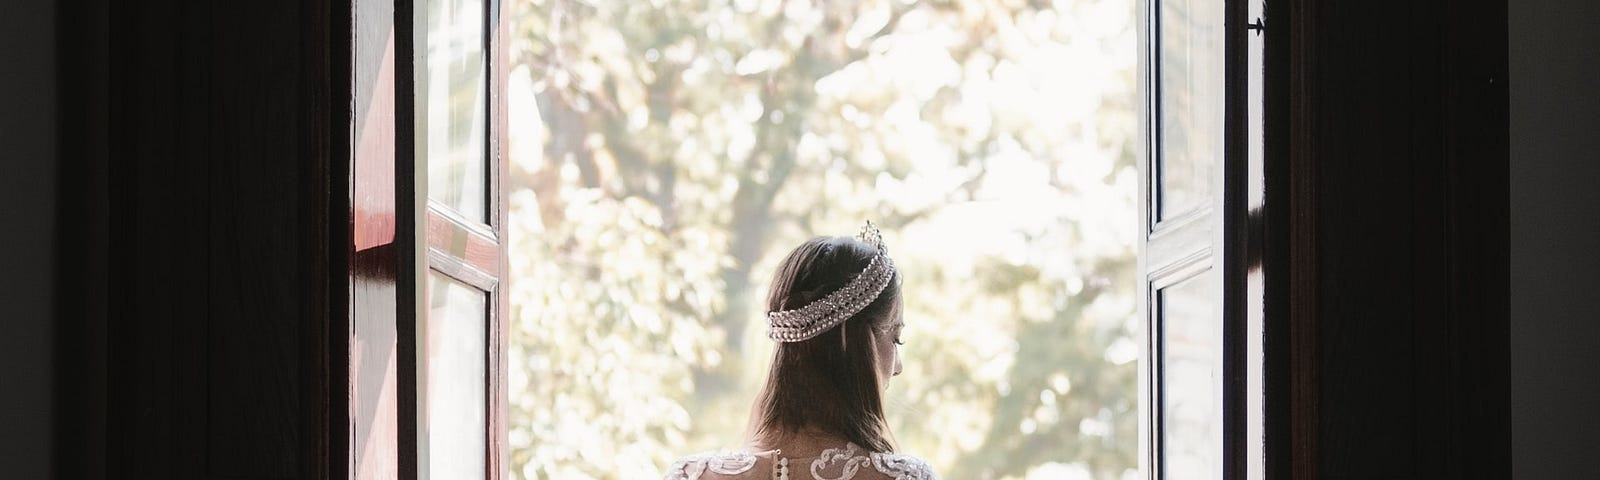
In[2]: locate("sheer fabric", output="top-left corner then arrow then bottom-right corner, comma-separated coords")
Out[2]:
662,443 -> 936,480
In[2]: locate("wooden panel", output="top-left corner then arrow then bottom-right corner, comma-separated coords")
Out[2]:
107,0 -> 209,476
1218,0 -> 1249,478
1141,0 -> 1248,478
1258,0 -> 1298,477
1148,209 -> 1214,270
205,0 -> 307,476
412,0 -> 510,478
302,0 -> 351,477
95,0 -> 344,478
488,2 -> 511,477
1265,0 -> 1319,478
352,0 -> 402,478
54,0 -> 113,479
425,206 -> 499,284
1274,0 -> 1511,477
1307,2 -> 1416,473
1438,0 -> 1510,474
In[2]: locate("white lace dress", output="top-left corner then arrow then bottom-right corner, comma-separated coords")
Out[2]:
662,443 -> 937,480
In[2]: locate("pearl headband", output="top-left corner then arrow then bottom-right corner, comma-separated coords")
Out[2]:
766,221 -> 896,343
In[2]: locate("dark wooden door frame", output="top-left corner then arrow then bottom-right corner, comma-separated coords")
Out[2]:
1261,0 -> 1510,478
1258,0 -> 1309,477
305,0 -> 353,477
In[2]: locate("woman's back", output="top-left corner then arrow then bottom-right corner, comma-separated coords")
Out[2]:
666,228 -> 935,479
662,442 -> 936,480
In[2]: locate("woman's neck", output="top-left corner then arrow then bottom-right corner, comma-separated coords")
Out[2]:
748,428 -> 854,456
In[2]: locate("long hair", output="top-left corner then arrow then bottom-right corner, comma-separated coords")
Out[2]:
748,236 -> 901,453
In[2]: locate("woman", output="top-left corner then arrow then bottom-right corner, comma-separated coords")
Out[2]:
663,222 -> 937,480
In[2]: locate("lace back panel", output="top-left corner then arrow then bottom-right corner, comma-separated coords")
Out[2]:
663,444 -> 936,480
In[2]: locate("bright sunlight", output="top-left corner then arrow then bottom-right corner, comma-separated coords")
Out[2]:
502,0 -> 1138,478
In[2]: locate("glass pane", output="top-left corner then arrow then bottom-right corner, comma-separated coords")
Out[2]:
1159,271 -> 1219,479
419,0 -> 488,221
1158,0 -> 1224,220
424,271 -> 487,480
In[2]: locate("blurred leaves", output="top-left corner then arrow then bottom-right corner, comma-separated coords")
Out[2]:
504,0 -> 1137,478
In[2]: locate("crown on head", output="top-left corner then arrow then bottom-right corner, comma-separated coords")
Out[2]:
767,221 -> 897,343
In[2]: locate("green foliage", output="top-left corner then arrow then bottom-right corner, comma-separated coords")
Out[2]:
504,0 -> 1138,478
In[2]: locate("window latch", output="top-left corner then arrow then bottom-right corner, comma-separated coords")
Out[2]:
1246,17 -> 1266,36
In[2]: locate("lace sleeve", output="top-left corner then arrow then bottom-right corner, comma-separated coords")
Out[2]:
868,452 -> 938,480
662,455 -> 701,480
663,451 -> 759,480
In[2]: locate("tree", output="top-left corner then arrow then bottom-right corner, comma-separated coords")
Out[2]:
503,0 -> 1138,477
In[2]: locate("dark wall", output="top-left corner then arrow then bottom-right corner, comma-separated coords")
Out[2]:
1509,0 -> 1600,477
0,0 -> 57,478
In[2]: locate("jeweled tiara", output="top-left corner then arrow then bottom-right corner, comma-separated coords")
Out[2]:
767,221 -> 897,343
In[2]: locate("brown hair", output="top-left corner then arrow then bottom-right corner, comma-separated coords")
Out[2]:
748,236 -> 902,453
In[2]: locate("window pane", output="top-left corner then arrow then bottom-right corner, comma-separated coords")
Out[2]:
424,271 -> 487,480
1158,0 -> 1224,220
1160,271 -> 1219,479
419,0 -> 488,221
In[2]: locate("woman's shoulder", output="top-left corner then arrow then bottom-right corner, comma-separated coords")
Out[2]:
808,443 -> 936,480
863,451 -> 937,480
661,450 -> 760,480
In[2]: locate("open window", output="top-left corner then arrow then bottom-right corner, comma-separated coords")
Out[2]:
349,0 -> 509,478
344,0 -> 1263,477
409,0 -> 511,478
1136,0 -> 1262,478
